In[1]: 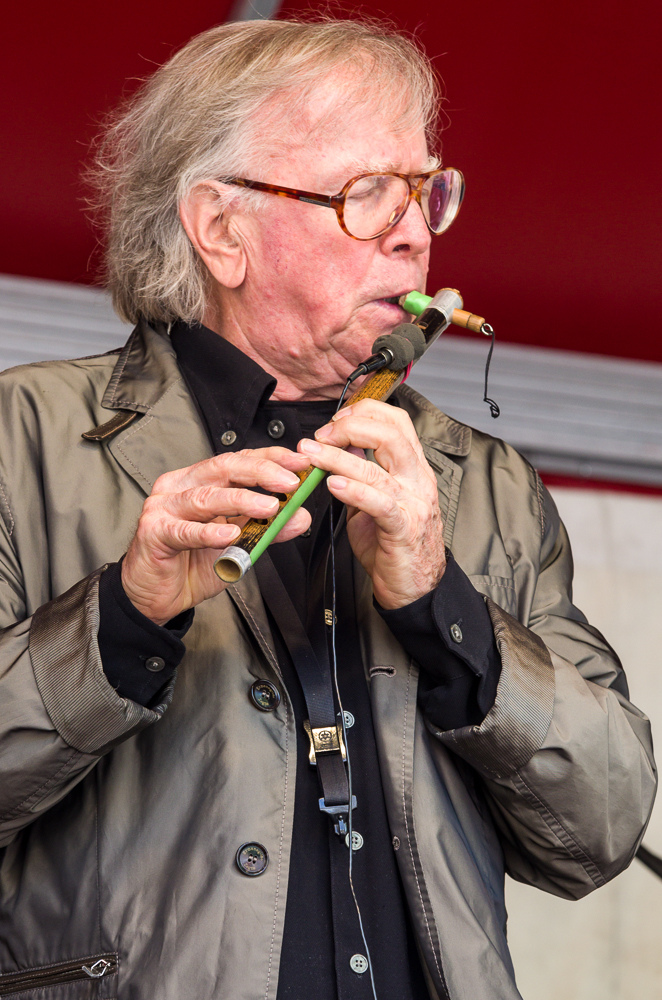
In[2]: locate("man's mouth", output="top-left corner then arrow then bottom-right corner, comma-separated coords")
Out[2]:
373,294 -> 407,308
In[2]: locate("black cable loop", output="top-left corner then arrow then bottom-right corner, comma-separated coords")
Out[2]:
481,323 -> 500,418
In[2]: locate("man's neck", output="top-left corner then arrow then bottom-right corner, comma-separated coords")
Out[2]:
201,309 -> 347,403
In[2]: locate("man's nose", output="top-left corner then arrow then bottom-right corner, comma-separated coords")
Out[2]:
381,197 -> 431,256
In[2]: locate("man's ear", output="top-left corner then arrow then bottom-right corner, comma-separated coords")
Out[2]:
179,182 -> 247,289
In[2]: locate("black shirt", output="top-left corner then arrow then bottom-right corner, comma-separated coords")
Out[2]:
97,321 -> 501,999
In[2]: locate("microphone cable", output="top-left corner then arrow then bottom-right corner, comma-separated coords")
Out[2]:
323,322 -> 428,999
326,370 -> 379,1000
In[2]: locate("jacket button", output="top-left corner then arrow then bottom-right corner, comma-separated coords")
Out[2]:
450,623 -> 463,643
236,842 -> 269,876
267,419 -> 285,439
145,656 -> 166,672
249,680 -> 281,712
221,430 -> 237,446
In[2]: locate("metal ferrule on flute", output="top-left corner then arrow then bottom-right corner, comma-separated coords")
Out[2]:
213,287 -> 490,583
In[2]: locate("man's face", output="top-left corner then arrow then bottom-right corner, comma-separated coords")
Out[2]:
221,84 -> 433,400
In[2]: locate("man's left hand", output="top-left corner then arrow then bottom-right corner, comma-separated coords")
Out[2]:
298,399 -> 446,610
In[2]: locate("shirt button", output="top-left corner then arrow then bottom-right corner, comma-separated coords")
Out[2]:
221,430 -> 237,447
342,710 -> 355,729
450,623 -> 463,643
267,419 -> 285,439
236,842 -> 269,876
392,836 -> 401,851
249,679 -> 281,712
350,954 -> 368,975
145,656 -> 166,672
344,830 -> 364,851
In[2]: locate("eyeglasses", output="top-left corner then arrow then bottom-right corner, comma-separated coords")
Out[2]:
224,168 -> 465,241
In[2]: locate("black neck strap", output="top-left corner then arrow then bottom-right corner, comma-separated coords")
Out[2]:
255,554 -> 355,836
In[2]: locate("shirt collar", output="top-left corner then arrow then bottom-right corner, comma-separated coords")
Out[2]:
169,320 -> 277,452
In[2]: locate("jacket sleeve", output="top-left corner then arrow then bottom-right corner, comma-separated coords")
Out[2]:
0,517 -> 172,847
429,476 -> 657,899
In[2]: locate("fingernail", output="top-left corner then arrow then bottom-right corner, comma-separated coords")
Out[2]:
328,476 -> 348,489
300,437 -> 321,453
283,472 -> 300,487
228,523 -> 241,539
315,424 -> 332,440
332,406 -> 352,421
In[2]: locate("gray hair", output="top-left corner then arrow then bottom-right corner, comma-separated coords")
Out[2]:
89,17 -> 442,325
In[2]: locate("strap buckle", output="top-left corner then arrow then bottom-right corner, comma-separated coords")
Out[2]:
319,796 -> 357,837
303,720 -> 347,765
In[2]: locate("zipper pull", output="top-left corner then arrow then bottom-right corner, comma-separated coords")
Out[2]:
82,959 -> 112,979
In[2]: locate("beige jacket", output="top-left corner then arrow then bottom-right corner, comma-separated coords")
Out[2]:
0,321 -> 656,1000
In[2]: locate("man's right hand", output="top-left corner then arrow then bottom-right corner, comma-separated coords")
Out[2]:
121,448 -> 312,625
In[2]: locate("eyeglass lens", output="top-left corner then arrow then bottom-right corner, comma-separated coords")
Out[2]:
342,172 -> 458,239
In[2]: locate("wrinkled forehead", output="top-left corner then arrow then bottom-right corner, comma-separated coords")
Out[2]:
250,63 -> 429,172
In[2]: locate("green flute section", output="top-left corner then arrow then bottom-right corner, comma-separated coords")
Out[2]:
401,290 -> 432,316
250,466 -> 327,563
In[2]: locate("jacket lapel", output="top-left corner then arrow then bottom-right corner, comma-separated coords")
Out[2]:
92,321 -> 279,664
395,385 -> 469,549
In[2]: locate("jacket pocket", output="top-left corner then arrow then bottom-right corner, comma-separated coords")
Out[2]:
468,574 -> 517,617
0,954 -> 117,997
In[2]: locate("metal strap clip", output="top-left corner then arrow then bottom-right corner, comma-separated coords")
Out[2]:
303,720 -> 347,765
319,795 -> 357,837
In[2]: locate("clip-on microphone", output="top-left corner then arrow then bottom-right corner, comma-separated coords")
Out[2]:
346,323 -> 427,383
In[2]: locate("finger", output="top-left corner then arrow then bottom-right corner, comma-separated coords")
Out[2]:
147,486 -> 282,525
301,428 -> 435,499
298,438 -> 394,493
153,448 -> 311,495
334,399 -> 422,450
325,474 -> 413,538
271,506 -> 312,543
143,517 -> 244,555
314,411 -> 429,482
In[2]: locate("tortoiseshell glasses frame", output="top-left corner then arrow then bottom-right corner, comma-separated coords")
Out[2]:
224,168 -> 465,241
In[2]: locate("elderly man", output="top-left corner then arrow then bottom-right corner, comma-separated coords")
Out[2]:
0,17 -> 655,1000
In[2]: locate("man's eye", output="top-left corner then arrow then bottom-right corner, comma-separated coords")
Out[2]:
347,182 -> 378,201
347,177 -> 390,202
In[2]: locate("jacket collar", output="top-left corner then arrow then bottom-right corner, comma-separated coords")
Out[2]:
100,320 -> 213,494
395,384 -> 471,458
102,319 -> 183,415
